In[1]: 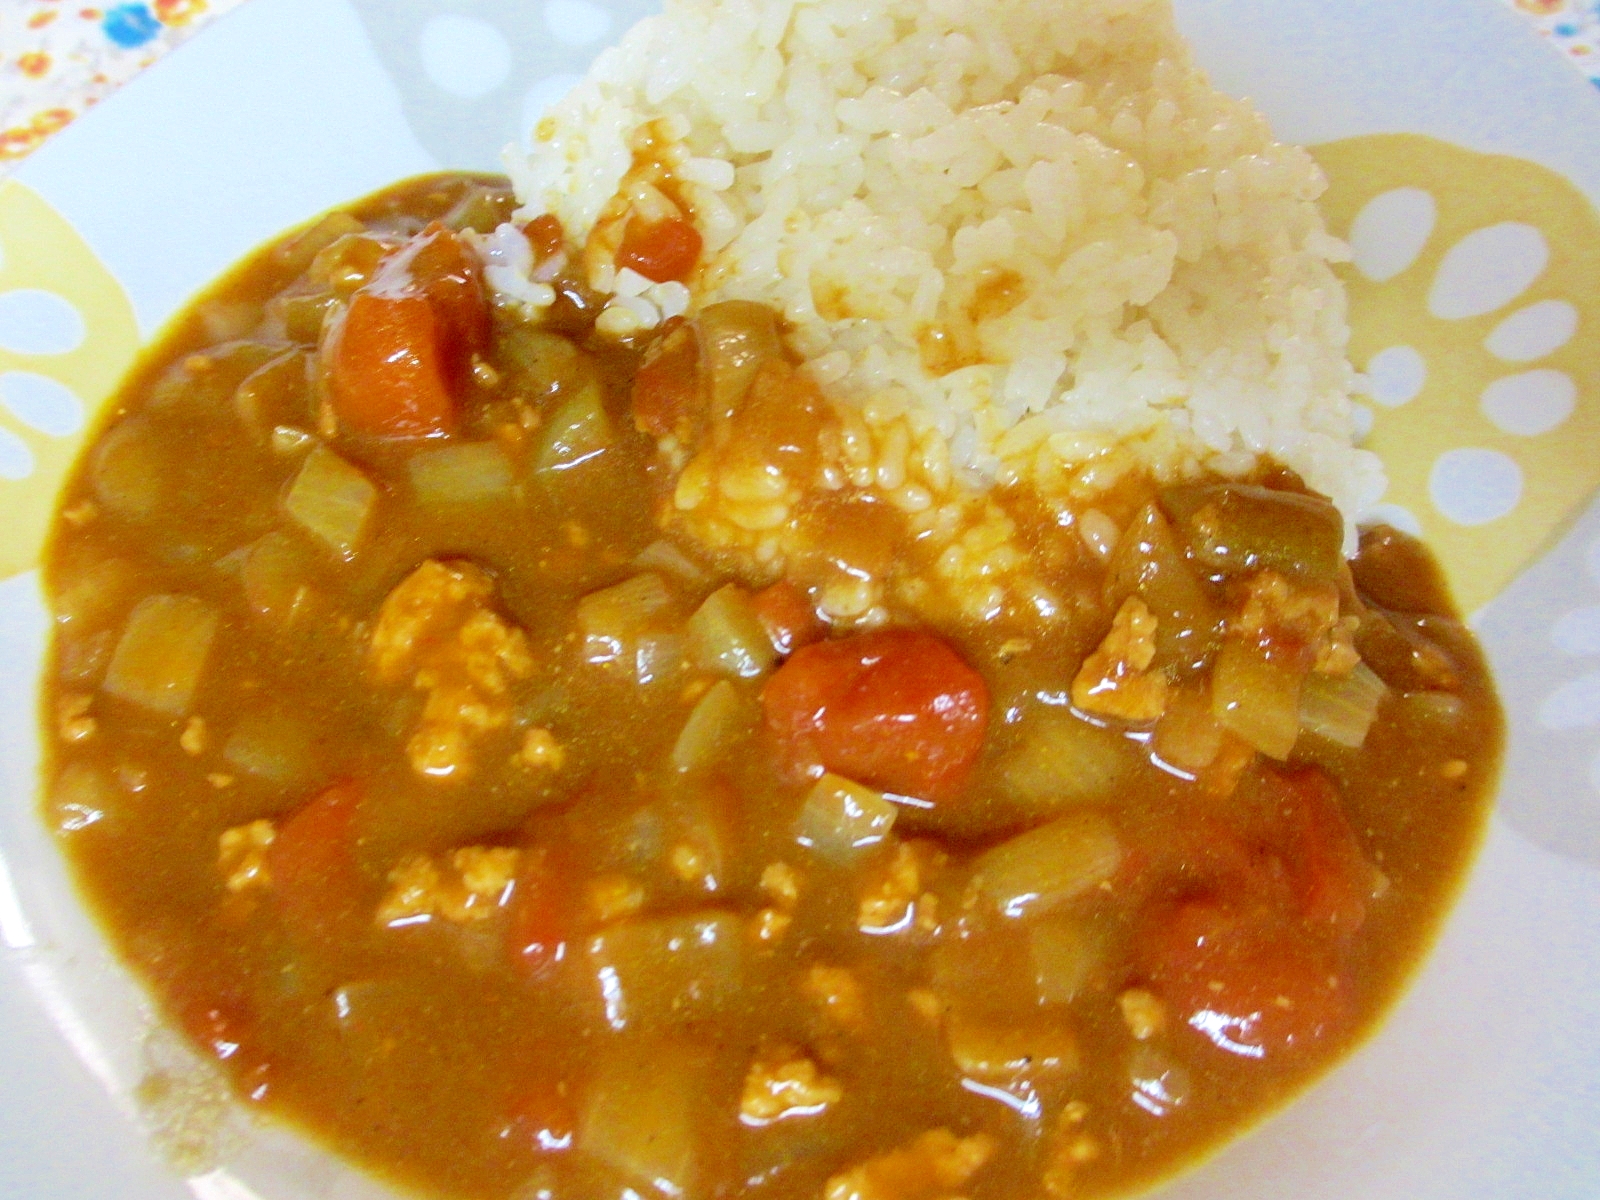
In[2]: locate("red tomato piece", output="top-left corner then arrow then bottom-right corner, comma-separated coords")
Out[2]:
761,629 -> 989,803
266,781 -> 367,943
616,215 -> 702,283
505,1083 -> 576,1155
632,319 -> 700,441
752,580 -> 824,657
525,212 -> 565,261
175,985 -> 273,1100
1135,896 -> 1352,1060
507,848 -> 572,980
325,291 -> 455,437
1270,766 -> 1374,942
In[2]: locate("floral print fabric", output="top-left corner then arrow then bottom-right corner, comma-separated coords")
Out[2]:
1,1 -> 246,165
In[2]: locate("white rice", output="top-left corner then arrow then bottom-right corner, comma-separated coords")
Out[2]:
502,0 -> 1385,535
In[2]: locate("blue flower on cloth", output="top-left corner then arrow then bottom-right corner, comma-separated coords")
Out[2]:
103,4 -> 163,49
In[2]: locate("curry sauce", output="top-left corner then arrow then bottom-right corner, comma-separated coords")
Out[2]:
39,174 -> 1501,1200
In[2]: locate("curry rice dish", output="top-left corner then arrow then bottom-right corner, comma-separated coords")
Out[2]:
38,1 -> 1501,1199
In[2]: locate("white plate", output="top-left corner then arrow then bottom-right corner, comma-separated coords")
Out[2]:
1,1 -> 1598,1196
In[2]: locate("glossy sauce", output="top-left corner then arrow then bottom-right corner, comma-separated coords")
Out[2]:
40,175 -> 1502,1200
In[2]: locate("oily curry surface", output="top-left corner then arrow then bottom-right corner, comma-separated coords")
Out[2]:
40,174 -> 1501,1200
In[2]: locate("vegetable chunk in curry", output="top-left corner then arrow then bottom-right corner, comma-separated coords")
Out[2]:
41,174 -> 1501,1200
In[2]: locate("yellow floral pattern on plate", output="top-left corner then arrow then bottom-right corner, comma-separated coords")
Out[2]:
1316,133 -> 1600,613
0,179 -> 140,578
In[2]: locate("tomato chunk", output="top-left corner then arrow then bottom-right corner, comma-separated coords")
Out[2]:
762,630 -> 988,803
752,580 -> 824,657
266,780 -> 367,942
504,1083 -> 576,1155
1271,766 -> 1374,942
617,215 -> 702,283
1135,896 -> 1351,1059
507,848 -> 572,979
632,319 -> 700,441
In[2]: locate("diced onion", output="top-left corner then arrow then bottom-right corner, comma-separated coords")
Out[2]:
1028,916 -> 1101,1005
1150,685 -> 1225,775
279,294 -> 336,343
945,1013 -> 1079,1082
273,210 -> 364,278
223,709 -> 316,786
1128,1043 -> 1192,1118
670,680 -> 752,774
577,573 -> 673,667
687,584 -> 777,679
240,531 -> 316,619
102,594 -> 218,716
233,351 -> 311,430
796,774 -> 897,860
1211,637 -> 1304,761
1399,690 -> 1466,726
91,419 -> 164,522
1161,483 -> 1343,584
696,300 -> 781,415
633,631 -> 686,687
533,381 -> 614,473
1298,662 -> 1387,749
585,912 -> 744,1031
1103,504 -> 1220,671
283,444 -> 376,560
634,540 -> 707,584
974,813 -> 1123,918
580,1045 -> 707,1195
500,327 -> 587,400
999,711 -> 1136,816
49,762 -> 111,834
406,441 -> 516,508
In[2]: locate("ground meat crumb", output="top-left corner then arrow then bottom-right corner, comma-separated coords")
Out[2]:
804,964 -> 867,1031
218,819 -> 276,893
1118,988 -> 1167,1040
1072,596 -> 1169,722
370,559 -> 535,780
376,846 -> 521,926
859,842 -> 944,934
740,1046 -> 842,1124
587,872 -> 646,923
823,1128 -> 998,1200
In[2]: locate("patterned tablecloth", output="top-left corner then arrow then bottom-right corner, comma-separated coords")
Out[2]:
1,0 -> 1598,171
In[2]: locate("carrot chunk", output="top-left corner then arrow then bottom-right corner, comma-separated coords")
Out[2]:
326,291 -> 455,437
617,215 -> 702,283
405,222 -> 491,364
761,630 -> 988,803
323,224 -> 489,438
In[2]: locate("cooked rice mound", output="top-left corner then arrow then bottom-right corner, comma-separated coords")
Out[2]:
505,0 -> 1384,533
